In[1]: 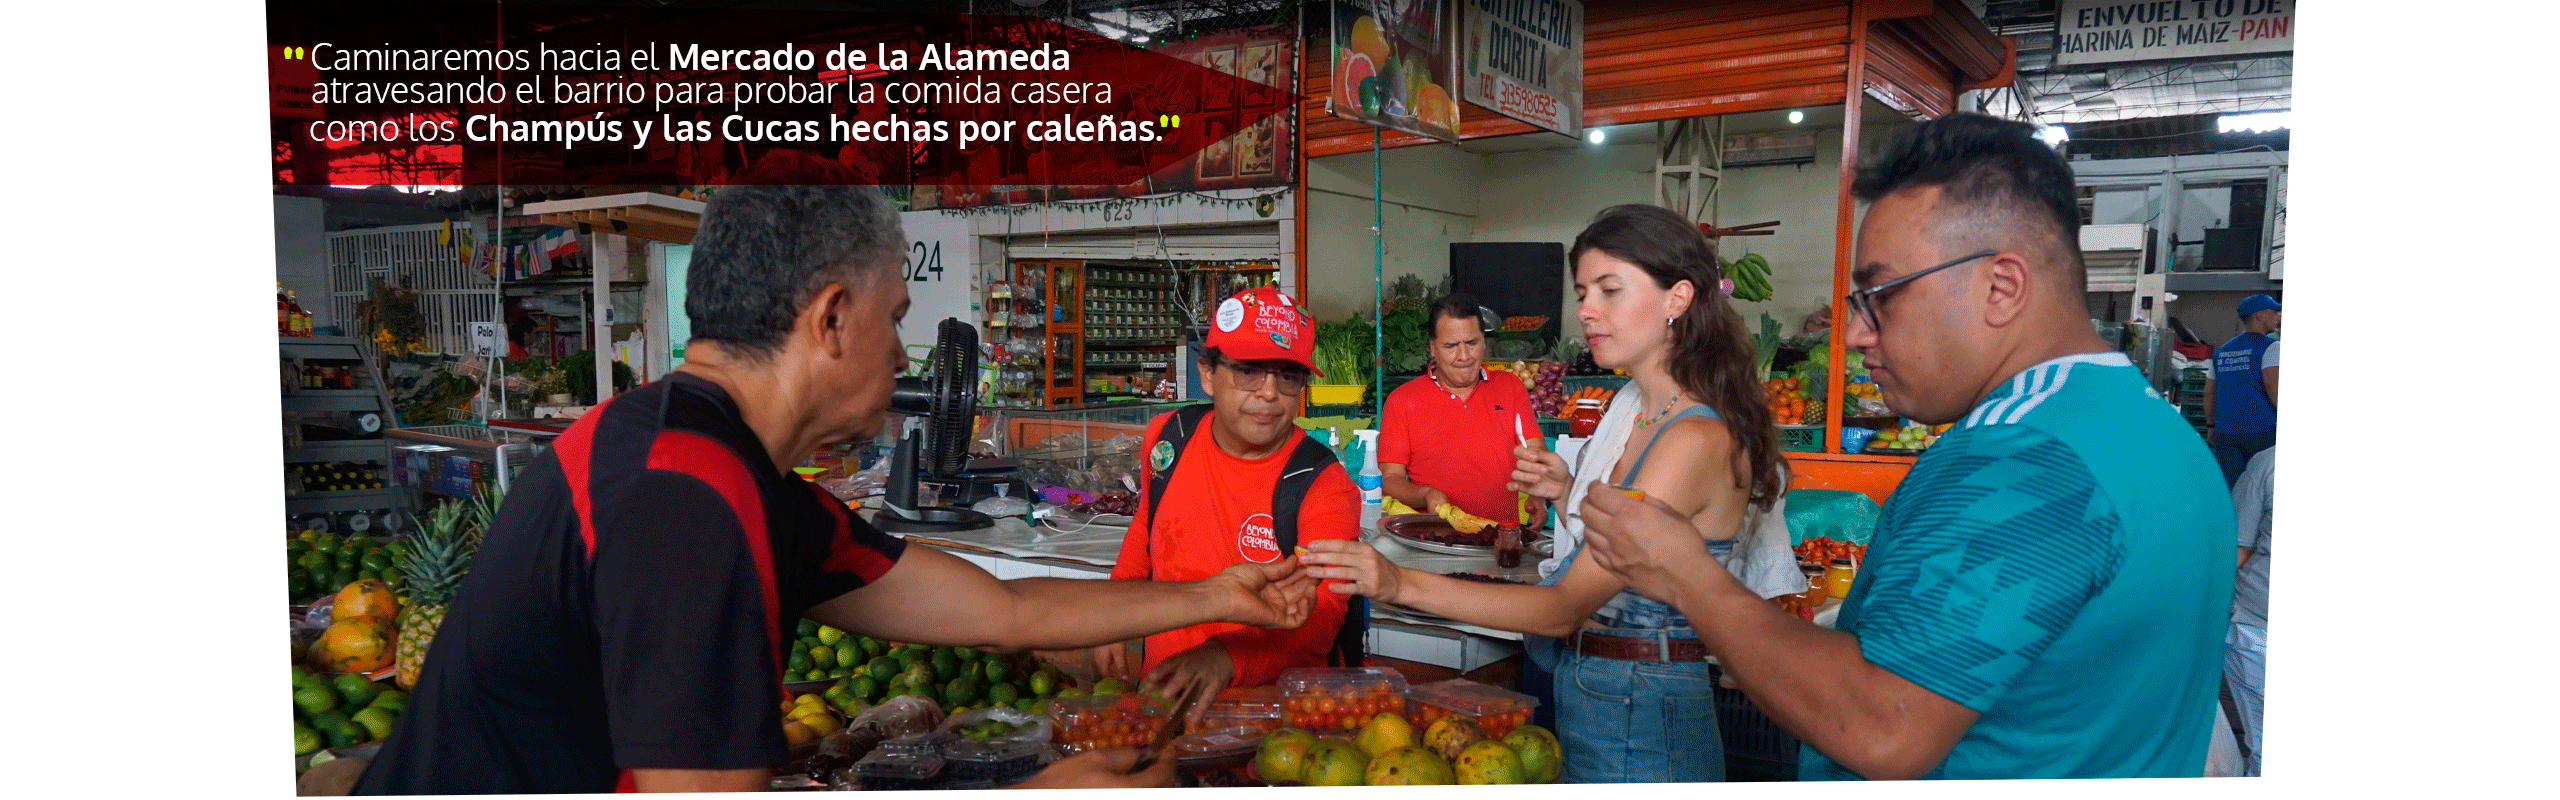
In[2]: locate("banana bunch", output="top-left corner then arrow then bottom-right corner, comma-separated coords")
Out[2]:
1724,253 -> 1774,302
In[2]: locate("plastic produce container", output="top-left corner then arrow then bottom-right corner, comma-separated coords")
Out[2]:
1174,725 -> 1266,773
852,746 -> 945,791
1408,678 -> 1541,738
933,706 -> 1053,750
1277,666 -> 1409,735
1044,693 -> 1165,754
937,736 -> 1049,788
1198,685 -> 1284,733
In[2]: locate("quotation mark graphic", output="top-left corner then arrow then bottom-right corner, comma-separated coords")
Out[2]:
1157,114 -> 1181,128
282,46 -> 309,59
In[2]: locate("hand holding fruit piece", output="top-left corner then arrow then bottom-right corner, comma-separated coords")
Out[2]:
1202,558 -> 1318,630
1298,538 -> 1407,605
1578,481 -> 1727,609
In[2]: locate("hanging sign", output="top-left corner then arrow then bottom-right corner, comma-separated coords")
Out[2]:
2053,0 -> 2294,67
1459,0 -> 1582,137
1327,0 -> 1461,142
897,211 -> 976,357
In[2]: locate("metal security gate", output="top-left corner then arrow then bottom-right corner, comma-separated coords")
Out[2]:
327,221 -> 501,356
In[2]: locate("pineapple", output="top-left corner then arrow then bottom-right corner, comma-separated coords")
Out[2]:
393,488 -> 495,690
1802,397 -> 1826,426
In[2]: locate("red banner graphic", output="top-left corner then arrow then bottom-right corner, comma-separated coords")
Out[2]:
267,2 -> 1302,189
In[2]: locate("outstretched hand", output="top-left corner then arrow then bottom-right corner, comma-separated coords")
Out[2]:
1296,538 -> 1406,605
1142,639 -> 1235,724
1205,558 -> 1318,630
1579,480 -> 1723,608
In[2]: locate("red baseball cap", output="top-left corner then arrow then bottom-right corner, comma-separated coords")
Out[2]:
1205,286 -> 1321,375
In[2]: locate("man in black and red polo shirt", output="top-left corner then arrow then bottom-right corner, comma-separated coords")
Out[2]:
353,156 -> 1317,794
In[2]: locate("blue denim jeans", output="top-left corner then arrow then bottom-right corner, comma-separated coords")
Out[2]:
2213,430 -> 2276,487
1550,628 -> 1725,783
1526,537 -> 1732,782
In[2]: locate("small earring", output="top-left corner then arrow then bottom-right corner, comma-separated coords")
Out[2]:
1665,316 -> 1674,327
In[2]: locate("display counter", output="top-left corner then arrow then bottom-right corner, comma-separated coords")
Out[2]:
871,504 -> 1543,675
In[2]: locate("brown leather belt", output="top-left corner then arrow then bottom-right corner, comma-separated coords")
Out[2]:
1572,630 -> 1712,663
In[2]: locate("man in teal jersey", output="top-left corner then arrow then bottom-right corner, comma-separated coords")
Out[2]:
1579,114 -> 2233,780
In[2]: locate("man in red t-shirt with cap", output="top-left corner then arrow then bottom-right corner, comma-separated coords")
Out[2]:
1090,286 -> 1359,703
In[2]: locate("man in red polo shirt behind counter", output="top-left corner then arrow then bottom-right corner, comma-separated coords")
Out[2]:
1380,293 -> 1540,524
1091,287 -> 1360,703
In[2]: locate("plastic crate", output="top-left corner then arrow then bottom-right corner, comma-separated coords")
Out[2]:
1560,374 -> 1629,393
1709,665 -> 1800,781
1536,417 -> 1571,438
1306,383 -> 1369,406
1779,424 -> 1823,453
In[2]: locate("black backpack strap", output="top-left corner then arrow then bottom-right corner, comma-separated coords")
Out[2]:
1140,404 -> 1215,579
1267,433 -> 1364,668
1267,433 -> 1341,553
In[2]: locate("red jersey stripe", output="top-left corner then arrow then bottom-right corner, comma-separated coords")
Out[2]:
553,408 -> 603,560
808,483 -> 896,581
644,431 -> 784,695
614,768 -> 636,793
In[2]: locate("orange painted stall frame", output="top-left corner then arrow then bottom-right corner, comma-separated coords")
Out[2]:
1292,1 -> 2012,506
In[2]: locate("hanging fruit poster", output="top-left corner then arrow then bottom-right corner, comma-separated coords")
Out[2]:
1329,0 -> 1461,142
1133,24 -> 1300,194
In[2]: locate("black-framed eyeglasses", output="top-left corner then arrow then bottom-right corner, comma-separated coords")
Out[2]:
1214,357 -> 1310,394
1844,250 -> 1998,332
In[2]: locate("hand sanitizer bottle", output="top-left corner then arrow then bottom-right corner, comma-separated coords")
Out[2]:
1352,429 -> 1384,505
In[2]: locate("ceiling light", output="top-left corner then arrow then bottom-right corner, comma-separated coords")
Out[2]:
2218,110 -> 2292,134
1787,110 -> 1804,124
1587,128 -> 1606,144
2036,125 -> 2070,147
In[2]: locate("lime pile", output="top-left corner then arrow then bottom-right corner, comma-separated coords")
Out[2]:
293,664 -> 403,758
289,528 -> 405,604
954,717 -> 1035,742
791,620 -> 1075,720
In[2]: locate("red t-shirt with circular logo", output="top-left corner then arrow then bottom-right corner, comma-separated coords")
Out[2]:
1110,408 -> 1357,686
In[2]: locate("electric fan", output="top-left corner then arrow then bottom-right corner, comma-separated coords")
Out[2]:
873,318 -> 995,533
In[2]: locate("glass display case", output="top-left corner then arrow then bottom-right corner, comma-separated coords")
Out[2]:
987,401 -> 1197,498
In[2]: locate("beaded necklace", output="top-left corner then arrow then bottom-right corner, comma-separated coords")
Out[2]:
1634,393 -> 1685,429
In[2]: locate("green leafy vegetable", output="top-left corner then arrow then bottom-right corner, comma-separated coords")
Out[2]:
1753,313 -> 1783,379
1312,314 -> 1374,386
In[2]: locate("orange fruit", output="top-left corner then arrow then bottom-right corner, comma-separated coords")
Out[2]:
318,618 -> 394,674
331,579 -> 399,625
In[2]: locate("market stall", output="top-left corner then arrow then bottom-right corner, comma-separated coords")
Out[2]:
1294,0 -> 2013,504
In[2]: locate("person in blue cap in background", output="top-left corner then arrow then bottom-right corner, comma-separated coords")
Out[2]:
2205,294 -> 2281,486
